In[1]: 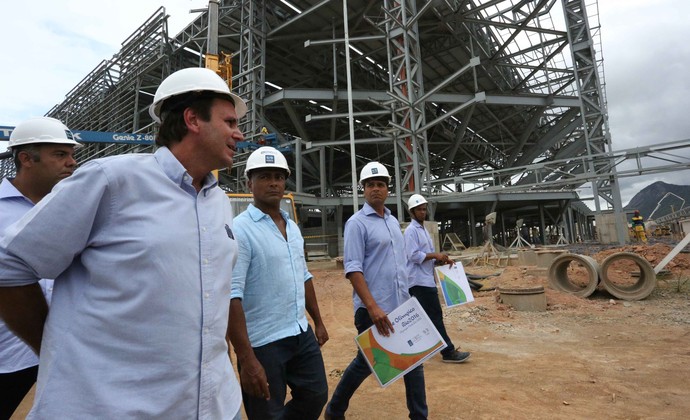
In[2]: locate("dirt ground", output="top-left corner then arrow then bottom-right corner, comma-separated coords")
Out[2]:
309,243 -> 690,419
13,242 -> 690,419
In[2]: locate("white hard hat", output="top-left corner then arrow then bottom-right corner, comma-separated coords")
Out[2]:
8,117 -> 80,150
407,194 -> 428,210
245,146 -> 291,178
359,161 -> 390,185
149,67 -> 248,123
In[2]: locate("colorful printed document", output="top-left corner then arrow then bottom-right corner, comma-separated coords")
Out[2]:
354,297 -> 446,387
435,262 -> 474,308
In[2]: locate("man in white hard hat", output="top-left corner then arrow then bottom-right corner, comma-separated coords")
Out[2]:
326,162 -> 429,420
0,117 -> 78,419
0,67 -> 246,418
228,146 -> 329,419
404,194 -> 471,364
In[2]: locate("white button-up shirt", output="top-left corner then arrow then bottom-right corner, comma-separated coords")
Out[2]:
0,178 -> 53,374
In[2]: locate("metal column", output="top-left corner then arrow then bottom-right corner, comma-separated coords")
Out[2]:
238,0 -> 267,142
382,0 -> 431,216
562,0 -> 626,244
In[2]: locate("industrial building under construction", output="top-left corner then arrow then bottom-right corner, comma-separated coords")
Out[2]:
2,0 -> 690,255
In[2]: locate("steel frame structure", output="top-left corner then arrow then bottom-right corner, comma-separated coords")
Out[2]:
562,0 -> 621,214
4,0 -> 689,241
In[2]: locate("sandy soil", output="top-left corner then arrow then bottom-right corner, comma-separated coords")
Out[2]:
13,243 -> 690,419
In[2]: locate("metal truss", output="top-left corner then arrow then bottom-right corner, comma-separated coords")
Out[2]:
43,7 -> 171,163
655,206 -> 690,225
431,139 -> 690,196
0,157 -> 14,180
562,0 -> 622,214
221,0 -> 269,193
42,4 -> 244,164
47,7 -> 169,131
238,0 -> 267,140
7,0 -> 683,234
380,0 -> 430,198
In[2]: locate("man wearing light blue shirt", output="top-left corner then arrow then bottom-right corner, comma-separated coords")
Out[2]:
326,162 -> 428,420
0,67 -> 247,418
404,194 -> 471,364
0,117 -> 78,419
229,146 -> 328,420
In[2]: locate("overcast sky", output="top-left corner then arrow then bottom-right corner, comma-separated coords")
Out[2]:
1,0 -> 688,206
596,0 -> 690,208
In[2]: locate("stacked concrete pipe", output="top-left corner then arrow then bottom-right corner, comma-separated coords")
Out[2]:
548,252 -> 657,301
548,254 -> 601,298
600,252 -> 656,301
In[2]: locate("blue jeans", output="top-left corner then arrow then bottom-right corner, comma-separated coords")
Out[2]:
326,308 -> 428,420
409,286 -> 456,356
239,325 -> 328,420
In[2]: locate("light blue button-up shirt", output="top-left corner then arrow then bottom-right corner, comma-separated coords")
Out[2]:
343,201 -> 409,314
0,178 -> 53,374
404,219 -> 437,288
0,147 -> 241,419
231,204 -> 310,347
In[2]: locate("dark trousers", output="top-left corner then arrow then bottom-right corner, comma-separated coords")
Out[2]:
326,308 -> 428,420
238,325 -> 328,420
0,365 -> 38,420
409,285 -> 456,356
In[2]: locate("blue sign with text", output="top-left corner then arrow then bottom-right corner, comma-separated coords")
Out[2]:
1,126 -> 154,145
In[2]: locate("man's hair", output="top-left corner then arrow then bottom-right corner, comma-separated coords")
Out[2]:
156,92 -> 233,147
13,144 -> 42,172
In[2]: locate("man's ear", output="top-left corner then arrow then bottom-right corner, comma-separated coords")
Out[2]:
16,150 -> 35,168
183,107 -> 202,135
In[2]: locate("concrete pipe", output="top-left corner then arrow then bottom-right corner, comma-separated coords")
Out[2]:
498,286 -> 547,311
600,252 -> 656,301
548,254 -> 600,298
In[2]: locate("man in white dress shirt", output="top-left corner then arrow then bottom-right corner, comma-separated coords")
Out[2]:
0,67 -> 247,418
0,116 -> 78,419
